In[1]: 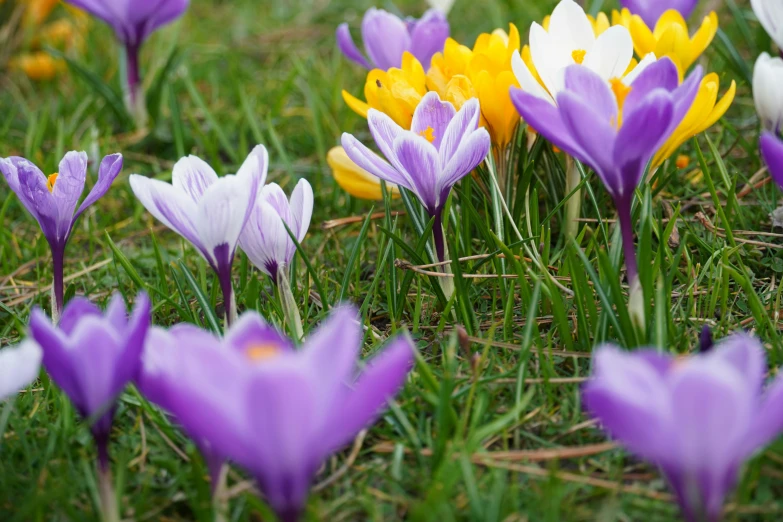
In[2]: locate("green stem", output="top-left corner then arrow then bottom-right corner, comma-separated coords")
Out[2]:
97,461 -> 119,522
564,155 -> 582,239
212,464 -> 229,522
277,269 -> 304,341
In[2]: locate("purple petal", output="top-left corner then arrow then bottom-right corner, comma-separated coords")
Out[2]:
65,0 -> 189,45
239,197 -> 292,279
58,298 -> 102,335
670,65 -> 704,133
613,91 -> 674,197
341,133 -> 413,190
558,91 -> 619,190
129,174 -> 205,256
74,153 -> 123,222
336,23 -> 371,69
16,160 -> 62,245
509,88 -> 585,162
708,333 -> 766,395
625,57 -> 680,111
408,9 -> 450,70
111,293 -> 151,392
367,109 -> 407,165
171,155 -> 219,204
195,174 -> 255,268
562,65 -> 617,123
748,373 -> 783,451
620,0 -> 698,27
52,152 -> 88,240
303,306 -> 362,417
361,8 -> 411,71
29,308 -> 87,413
437,128 -> 490,199
410,92 -> 456,151
439,98 -> 481,166
392,134 -> 440,213
323,335 -> 414,453
761,132 -> 783,189
224,312 -> 294,355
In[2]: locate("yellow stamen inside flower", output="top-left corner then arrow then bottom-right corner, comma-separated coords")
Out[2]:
46,173 -> 58,193
246,343 -> 280,361
609,78 -> 632,128
571,49 -> 587,64
418,126 -> 436,143
676,155 -> 689,169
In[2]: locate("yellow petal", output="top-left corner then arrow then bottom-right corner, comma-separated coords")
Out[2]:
653,10 -> 688,39
702,79 -> 735,130
25,0 -> 59,25
342,90 -> 370,119
475,70 -> 520,147
443,74 -> 476,111
629,15 -> 657,57
687,11 -> 718,69
327,146 -> 399,201
589,12 -> 611,36
11,52 -> 61,81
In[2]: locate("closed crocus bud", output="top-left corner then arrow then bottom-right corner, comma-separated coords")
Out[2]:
752,0 -> 783,51
754,53 -> 783,134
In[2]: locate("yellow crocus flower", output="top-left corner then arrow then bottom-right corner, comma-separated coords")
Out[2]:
25,0 -> 60,25
342,52 -> 427,129
653,73 -> 736,167
327,146 -> 400,201
587,12 -> 611,36
426,38 -> 473,97
617,8 -> 718,76
11,51 -> 62,81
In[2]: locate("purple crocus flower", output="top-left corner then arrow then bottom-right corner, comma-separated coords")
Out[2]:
28,292 -> 150,467
337,7 -> 449,71
0,152 -> 123,323
341,92 -> 490,261
583,333 -> 783,522
238,179 -> 313,284
137,315 -> 295,495
129,146 -> 266,326
142,306 -> 414,522
760,131 -> 783,190
510,59 -> 701,285
620,0 -> 698,27
64,0 -> 190,123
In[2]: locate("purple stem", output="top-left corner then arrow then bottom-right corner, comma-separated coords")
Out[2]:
432,209 -> 446,263
616,197 -> 638,286
125,43 -> 141,111
52,246 -> 64,323
217,265 -> 234,329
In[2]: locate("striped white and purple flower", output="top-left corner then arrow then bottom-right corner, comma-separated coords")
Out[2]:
238,179 -> 313,284
341,91 -> 490,261
129,146 -> 267,324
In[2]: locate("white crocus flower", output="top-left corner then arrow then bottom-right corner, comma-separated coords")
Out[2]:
511,0 -> 635,105
754,52 -> 783,133
752,0 -> 783,50
0,341 -> 42,401
427,0 -> 455,15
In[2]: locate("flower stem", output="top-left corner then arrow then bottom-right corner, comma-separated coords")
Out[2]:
97,459 -> 119,522
431,210 -> 454,300
218,270 -> 237,330
212,463 -> 229,522
616,197 -> 638,286
51,249 -> 64,325
277,269 -> 304,341
122,43 -> 147,128
564,155 -> 582,239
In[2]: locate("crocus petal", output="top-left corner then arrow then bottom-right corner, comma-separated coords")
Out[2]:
129,174 -> 205,257
562,64 -> 618,123
761,132 -> 783,189
748,374 -> 783,451
438,128 -> 490,197
289,179 -> 313,242
195,175 -> 254,268
613,91 -> 674,195
362,8 -> 411,71
111,293 -> 151,394
239,200 -> 290,279
74,153 -> 123,221
708,334 -> 766,395
408,9 -> 450,70
367,109 -> 408,165
622,52 -> 657,85
752,0 -> 783,50
624,56 -> 680,109
336,23 -> 372,69
510,49 -> 554,105
341,133 -> 413,191
548,0 -> 595,55
58,297 -> 103,335
171,155 -> 219,204
323,335 -> 414,453
65,0 -> 189,45
0,341 -> 42,401
16,160 -> 61,245
509,88 -> 585,161
438,98 -> 482,166
224,312 -> 294,355
392,134 -> 440,212
326,146 -> 399,200
52,151 -> 88,239
410,91 -> 456,151
582,26 -> 634,81
529,23 -> 569,97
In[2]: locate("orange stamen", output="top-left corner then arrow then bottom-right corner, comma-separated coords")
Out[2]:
418,126 -> 436,143
246,343 -> 280,361
46,173 -> 58,193
571,49 -> 587,64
